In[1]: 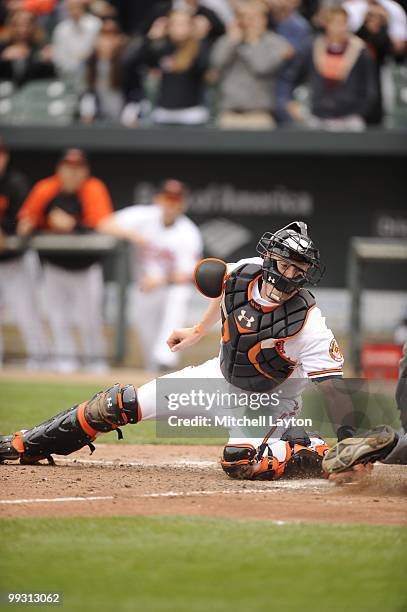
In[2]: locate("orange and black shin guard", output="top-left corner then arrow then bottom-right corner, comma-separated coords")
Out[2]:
2,384 -> 140,464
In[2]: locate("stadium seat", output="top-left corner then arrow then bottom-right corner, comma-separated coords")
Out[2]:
0,81 -> 15,124
392,64 -> 407,128
0,79 -> 77,125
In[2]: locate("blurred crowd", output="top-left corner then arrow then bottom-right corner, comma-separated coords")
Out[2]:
0,0 -> 406,129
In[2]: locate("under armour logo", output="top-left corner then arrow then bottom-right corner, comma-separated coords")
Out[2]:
267,275 -> 275,284
237,309 -> 255,328
107,397 -> 113,408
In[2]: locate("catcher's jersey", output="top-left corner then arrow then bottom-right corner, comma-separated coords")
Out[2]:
225,257 -> 344,383
114,204 -> 202,279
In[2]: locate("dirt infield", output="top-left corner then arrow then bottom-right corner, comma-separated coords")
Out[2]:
1,444 -> 406,524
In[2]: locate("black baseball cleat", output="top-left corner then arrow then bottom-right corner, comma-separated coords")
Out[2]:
322,425 -> 397,473
0,434 -> 20,463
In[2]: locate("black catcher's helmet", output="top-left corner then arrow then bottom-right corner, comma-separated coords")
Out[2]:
256,221 -> 324,294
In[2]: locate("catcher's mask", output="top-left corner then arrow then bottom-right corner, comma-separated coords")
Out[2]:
256,221 -> 324,297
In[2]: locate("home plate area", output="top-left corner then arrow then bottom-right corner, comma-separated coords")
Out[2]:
1,444 -> 406,524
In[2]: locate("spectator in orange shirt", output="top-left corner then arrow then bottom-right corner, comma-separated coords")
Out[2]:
4,0 -> 56,15
17,148 -> 113,372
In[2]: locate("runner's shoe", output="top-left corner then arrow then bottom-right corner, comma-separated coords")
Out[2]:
322,425 -> 397,473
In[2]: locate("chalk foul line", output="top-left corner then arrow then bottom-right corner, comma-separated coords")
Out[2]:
0,480 -> 331,506
0,496 -> 113,505
58,457 -> 218,469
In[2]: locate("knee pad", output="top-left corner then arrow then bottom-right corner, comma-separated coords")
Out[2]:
82,384 -> 140,434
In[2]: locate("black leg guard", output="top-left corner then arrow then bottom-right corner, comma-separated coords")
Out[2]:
19,407 -> 95,464
1,384 -> 140,464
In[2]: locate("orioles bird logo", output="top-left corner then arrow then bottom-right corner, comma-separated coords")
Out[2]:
329,338 -> 343,362
237,309 -> 255,328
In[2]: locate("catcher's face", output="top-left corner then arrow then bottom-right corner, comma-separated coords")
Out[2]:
261,255 -> 310,303
275,256 -> 309,278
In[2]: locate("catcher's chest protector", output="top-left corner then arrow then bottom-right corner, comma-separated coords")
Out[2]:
220,264 -> 316,392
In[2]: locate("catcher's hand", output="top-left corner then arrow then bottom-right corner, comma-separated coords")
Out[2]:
167,326 -> 204,353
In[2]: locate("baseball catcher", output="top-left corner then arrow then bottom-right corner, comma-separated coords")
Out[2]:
0,221 -> 355,480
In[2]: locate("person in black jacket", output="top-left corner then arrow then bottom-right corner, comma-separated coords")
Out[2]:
282,6 -> 377,130
0,9 -> 55,87
0,139 -> 48,369
138,0 -> 225,43
356,3 -> 392,125
79,17 -> 142,126
128,9 -> 211,125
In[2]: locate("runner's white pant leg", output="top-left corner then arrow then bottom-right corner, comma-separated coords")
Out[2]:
152,284 -> 193,368
43,263 -> 79,368
72,264 -> 106,365
137,357 -> 223,420
133,285 -> 165,370
14,252 -> 49,362
0,253 -> 48,363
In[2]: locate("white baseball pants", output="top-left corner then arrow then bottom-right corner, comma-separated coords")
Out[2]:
0,251 -> 49,367
137,356 -> 303,445
43,262 -> 107,371
133,283 -> 194,370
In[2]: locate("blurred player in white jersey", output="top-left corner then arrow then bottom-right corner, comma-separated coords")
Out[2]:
98,179 -> 202,370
